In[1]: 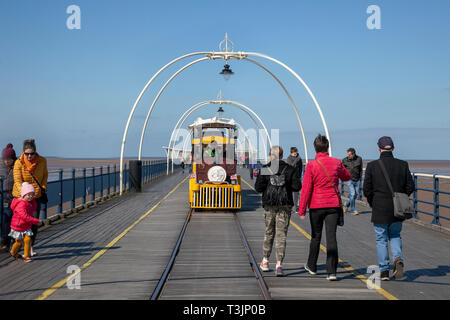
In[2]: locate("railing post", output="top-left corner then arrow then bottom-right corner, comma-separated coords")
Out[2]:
126,163 -> 129,190
107,165 -> 111,196
83,168 -> 86,205
150,161 -> 153,180
58,169 -> 63,214
100,166 -> 103,198
0,177 -> 4,239
413,174 -> 418,219
142,161 -> 146,184
43,199 -> 47,220
71,169 -> 76,210
124,163 -> 127,191
145,161 -> 148,183
431,175 -> 441,226
113,164 -> 117,193
92,167 -> 96,201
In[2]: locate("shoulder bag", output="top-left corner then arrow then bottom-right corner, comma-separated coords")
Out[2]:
316,159 -> 344,226
378,160 -> 414,220
29,171 -> 48,205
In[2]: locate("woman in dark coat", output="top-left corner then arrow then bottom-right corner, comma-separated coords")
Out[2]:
1,144 -> 17,251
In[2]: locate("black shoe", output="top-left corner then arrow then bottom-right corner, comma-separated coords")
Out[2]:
304,263 -> 317,275
380,270 -> 390,281
393,258 -> 404,280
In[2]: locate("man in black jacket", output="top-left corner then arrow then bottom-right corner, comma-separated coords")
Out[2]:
363,136 -> 415,281
286,147 -> 303,214
341,148 -> 363,215
255,146 -> 301,277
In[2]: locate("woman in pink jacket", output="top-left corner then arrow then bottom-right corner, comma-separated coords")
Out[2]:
298,134 -> 351,280
9,182 -> 40,262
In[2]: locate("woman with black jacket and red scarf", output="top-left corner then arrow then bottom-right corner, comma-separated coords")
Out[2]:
363,136 -> 415,281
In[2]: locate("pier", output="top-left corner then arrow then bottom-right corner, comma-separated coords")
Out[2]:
0,168 -> 448,300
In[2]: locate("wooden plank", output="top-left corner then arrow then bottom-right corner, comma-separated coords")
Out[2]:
159,213 -> 264,300
0,172 -> 187,300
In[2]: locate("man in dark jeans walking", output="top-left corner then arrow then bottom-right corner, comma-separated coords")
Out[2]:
286,147 -> 303,214
341,148 -> 363,215
363,136 -> 415,281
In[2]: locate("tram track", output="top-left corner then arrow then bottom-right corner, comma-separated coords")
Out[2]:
233,212 -> 271,300
150,208 -> 194,300
150,209 -> 271,300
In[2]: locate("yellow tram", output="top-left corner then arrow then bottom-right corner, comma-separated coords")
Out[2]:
188,116 -> 241,209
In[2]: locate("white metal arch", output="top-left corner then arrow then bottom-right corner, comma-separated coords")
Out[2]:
137,56 -> 309,168
242,57 -> 309,163
120,48 -> 330,194
166,100 -> 273,174
138,57 -> 209,160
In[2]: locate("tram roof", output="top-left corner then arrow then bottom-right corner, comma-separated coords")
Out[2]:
188,117 -> 237,130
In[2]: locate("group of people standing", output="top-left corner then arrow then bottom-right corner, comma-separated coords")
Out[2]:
255,134 -> 415,282
0,140 -> 48,263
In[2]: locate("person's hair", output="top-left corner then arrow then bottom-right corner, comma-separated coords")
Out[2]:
270,146 -> 283,159
23,139 -> 36,152
290,147 -> 298,153
347,148 -> 356,154
313,134 -> 329,153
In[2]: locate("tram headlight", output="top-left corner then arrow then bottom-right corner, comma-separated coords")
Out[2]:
207,166 -> 227,182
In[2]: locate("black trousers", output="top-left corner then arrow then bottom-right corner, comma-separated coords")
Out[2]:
1,206 -> 13,248
307,207 -> 339,274
31,198 -> 42,246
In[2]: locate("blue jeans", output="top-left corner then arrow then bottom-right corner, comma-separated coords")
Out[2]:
344,180 -> 360,212
373,222 -> 403,272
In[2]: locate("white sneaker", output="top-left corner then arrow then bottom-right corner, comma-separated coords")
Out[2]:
275,265 -> 284,277
260,260 -> 269,272
327,274 -> 337,281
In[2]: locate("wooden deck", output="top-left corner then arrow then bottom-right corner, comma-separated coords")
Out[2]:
0,168 -> 449,300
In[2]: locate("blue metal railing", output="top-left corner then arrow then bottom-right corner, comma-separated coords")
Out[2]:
0,159 -> 177,237
411,173 -> 450,226
339,170 -> 450,226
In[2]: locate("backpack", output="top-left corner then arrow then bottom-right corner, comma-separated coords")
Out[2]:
264,166 -> 289,206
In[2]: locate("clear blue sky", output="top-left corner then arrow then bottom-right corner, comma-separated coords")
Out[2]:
1,0 -> 449,160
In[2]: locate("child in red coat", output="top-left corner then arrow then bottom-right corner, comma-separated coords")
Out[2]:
9,182 -> 40,262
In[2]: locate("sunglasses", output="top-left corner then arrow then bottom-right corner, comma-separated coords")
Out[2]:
24,152 -> 36,156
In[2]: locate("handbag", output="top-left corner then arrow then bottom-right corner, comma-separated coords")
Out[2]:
316,159 -> 344,226
378,160 -> 414,220
29,171 -> 48,205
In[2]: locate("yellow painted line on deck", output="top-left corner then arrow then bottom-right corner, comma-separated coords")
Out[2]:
241,177 -> 399,301
36,177 -> 188,300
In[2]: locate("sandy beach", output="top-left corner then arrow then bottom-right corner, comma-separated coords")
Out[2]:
407,160 -> 450,169
45,158 -> 450,170
46,157 -> 165,171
